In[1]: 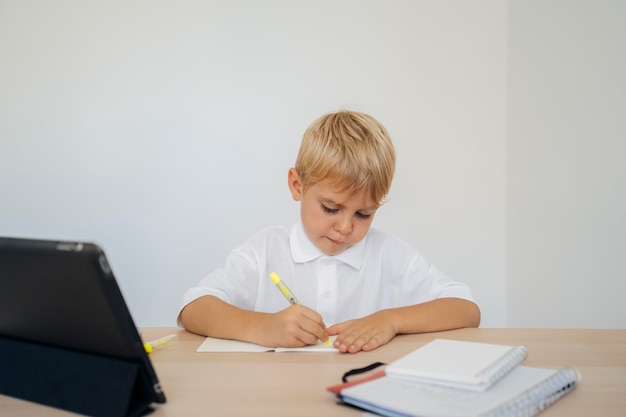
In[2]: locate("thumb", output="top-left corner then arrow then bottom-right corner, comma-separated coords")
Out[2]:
326,321 -> 350,335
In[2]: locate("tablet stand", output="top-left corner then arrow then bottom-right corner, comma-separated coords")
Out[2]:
0,336 -> 156,417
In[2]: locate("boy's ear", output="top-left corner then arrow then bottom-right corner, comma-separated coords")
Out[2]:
287,168 -> 303,201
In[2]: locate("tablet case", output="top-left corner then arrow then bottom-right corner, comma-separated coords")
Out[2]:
0,237 -> 166,417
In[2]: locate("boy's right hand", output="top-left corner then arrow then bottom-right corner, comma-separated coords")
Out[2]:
259,305 -> 328,348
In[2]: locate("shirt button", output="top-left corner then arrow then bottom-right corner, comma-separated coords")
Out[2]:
323,291 -> 332,298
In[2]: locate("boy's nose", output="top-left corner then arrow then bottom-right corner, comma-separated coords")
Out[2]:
335,218 -> 352,235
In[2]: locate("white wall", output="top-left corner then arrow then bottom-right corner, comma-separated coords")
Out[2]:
507,0 -> 626,327
1,0 -> 502,329
3,1 -> 621,331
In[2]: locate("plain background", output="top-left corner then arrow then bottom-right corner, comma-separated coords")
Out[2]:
0,1 -> 623,328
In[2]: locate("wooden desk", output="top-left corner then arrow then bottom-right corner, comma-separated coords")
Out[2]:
2,328 -> 625,416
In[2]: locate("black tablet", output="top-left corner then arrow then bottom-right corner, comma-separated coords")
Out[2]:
0,236 -> 166,417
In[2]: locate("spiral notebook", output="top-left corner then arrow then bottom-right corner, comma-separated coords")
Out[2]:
385,339 -> 528,391
328,365 -> 581,417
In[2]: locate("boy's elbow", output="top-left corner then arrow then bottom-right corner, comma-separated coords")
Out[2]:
466,301 -> 481,328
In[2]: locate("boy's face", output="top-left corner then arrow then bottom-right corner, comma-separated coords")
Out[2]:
288,168 -> 378,256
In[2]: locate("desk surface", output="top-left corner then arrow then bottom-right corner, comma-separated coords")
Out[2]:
2,328 -> 625,416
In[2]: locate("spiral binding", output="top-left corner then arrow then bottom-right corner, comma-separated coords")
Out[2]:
484,367 -> 581,417
475,345 -> 529,387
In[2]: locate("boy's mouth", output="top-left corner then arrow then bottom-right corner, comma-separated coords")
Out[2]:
327,236 -> 344,245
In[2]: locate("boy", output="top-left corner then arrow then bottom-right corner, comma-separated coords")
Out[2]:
178,110 -> 480,353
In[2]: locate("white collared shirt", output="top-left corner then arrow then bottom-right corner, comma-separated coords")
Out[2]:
178,222 -> 475,326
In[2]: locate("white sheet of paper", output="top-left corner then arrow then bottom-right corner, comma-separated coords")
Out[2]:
196,335 -> 338,352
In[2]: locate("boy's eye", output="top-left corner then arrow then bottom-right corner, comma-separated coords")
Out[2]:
321,204 -> 372,219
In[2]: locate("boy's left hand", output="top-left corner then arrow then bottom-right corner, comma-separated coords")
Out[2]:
327,311 -> 397,353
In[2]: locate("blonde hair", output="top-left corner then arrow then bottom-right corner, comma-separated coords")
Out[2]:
294,110 -> 396,206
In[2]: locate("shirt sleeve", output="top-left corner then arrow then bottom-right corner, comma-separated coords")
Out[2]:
380,232 -> 476,306
176,242 -> 261,328
420,263 -> 476,301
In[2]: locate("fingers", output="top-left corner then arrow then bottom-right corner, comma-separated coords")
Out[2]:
276,305 -> 328,346
297,305 -> 329,342
331,316 -> 395,354
334,331 -> 384,353
326,322 -> 347,336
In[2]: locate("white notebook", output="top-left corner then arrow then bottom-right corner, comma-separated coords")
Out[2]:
196,335 -> 338,352
386,339 -> 528,391
331,365 -> 581,417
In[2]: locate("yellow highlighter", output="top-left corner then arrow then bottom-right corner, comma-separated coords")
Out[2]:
144,333 -> 179,354
270,272 -> 301,305
269,272 -> 330,346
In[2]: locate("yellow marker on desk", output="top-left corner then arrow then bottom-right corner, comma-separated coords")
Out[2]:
269,272 -> 330,346
144,333 -> 179,354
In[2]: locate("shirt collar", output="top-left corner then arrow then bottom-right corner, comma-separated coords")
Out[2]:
289,222 -> 366,270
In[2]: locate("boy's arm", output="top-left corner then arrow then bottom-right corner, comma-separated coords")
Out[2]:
392,297 -> 480,333
327,298 -> 480,354
180,295 -> 329,348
